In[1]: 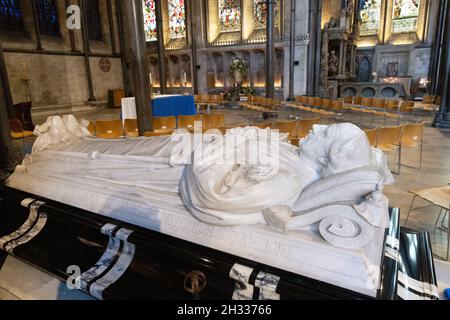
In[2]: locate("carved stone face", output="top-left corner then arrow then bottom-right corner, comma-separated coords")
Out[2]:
299,123 -> 372,179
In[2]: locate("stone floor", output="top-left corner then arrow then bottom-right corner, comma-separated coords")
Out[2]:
2,103 -> 449,300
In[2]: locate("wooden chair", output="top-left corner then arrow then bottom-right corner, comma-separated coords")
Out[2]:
364,128 -> 378,147
399,101 -> 415,113
404,184 -> 450,260
331,100 -> 344,114
9,119 -> 34,139
353,96 -> 363,107
271,120 -> 298,138
386,100 -> 400,112
377,125 -> 403,174
401,122 -> 425,169
252,121 -> 272,129
87,122 -> 96,136
422,95 -> 436,105
95,119 -> 123,139
372,98 -> 386,109
344,96 -> 353,105
306,96 -> 315,107
153,116 -> 177,132
209,95 -> 223,112
124,119 -> 139,137
178,114 -> 203,131
9,119 -> 34,157
144,130 -> 174,137
202,113 -> 225,130
312,97 -> 323,109
298,117 -> 320,139
361,97 -> 373,108
322,99 -> 332,111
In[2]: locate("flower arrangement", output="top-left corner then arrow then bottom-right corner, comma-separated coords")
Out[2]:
229,58 -> 248,77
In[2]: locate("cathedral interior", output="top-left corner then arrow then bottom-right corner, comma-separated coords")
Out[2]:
0,0 -> 449,301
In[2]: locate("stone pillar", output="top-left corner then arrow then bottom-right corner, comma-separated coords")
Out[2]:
266,0 -> 276,98
107,0 -> 117,55
65,0 -> 77,52
30,0 -> 42,51
120,0 -> 152,134
288,0 -> 296,100
80,0 -> 96,102
0,44 -> 14,119
429,0 -> 446,95
116,0 -> 133,97
307,0 -> 322,96
156,0 -> 167,93
338,40 -> 345,76
0,42 -> 16,177
187,0 -> 198,94
433,0 -> 450,129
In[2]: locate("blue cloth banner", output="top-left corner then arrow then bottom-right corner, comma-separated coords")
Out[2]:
152,95 -> 196,117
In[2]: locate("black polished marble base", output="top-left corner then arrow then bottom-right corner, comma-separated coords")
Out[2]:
0,185 -> 437,300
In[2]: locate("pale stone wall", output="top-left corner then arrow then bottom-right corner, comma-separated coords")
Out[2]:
1,0 -> 123,107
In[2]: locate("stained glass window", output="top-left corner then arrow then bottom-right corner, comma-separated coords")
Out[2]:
392,0 -> 420,34
143,0 -> 157,41
86,0 -> 102,41
359,0 -> 381,36
218,0 -> 241,33
0,0 -> 23,32
168,0 -> 186,39
37,0 -> 60,37
253,0 -> 280,29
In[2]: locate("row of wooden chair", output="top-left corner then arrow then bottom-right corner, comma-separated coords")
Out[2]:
345,96 -> 417,112
248,117 -> 321,146
363,122 -> 425,174
90,114 -> 226,139
289,97 -> 344,114
240,96 -> 282,112
194,94 -> 224,112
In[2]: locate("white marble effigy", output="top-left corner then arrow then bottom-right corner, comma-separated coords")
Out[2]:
6,115 -> 395,297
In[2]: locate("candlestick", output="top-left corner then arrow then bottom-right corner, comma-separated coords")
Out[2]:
149,73 -> 153,86
183,72 -> 187,86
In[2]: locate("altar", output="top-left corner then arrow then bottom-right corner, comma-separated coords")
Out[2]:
152,94 -> 196,117
339,82 -> 405,99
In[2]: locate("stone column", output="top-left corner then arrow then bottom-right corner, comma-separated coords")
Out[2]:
80,0 -> 96,102
429,0 -> 446,95
338,40 -> 345,76
120,0 -> 152,134
307,0 -> 322,96
265,0 -> 276,98
433,0 -> 450,129
156,0 -> 167,93
288,0 -> 296,100
249,50 -> 255,88
116,0 -> 133,97
187,0 -> 198,94
30,0 -> 42,51
0,42 -> 16,177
